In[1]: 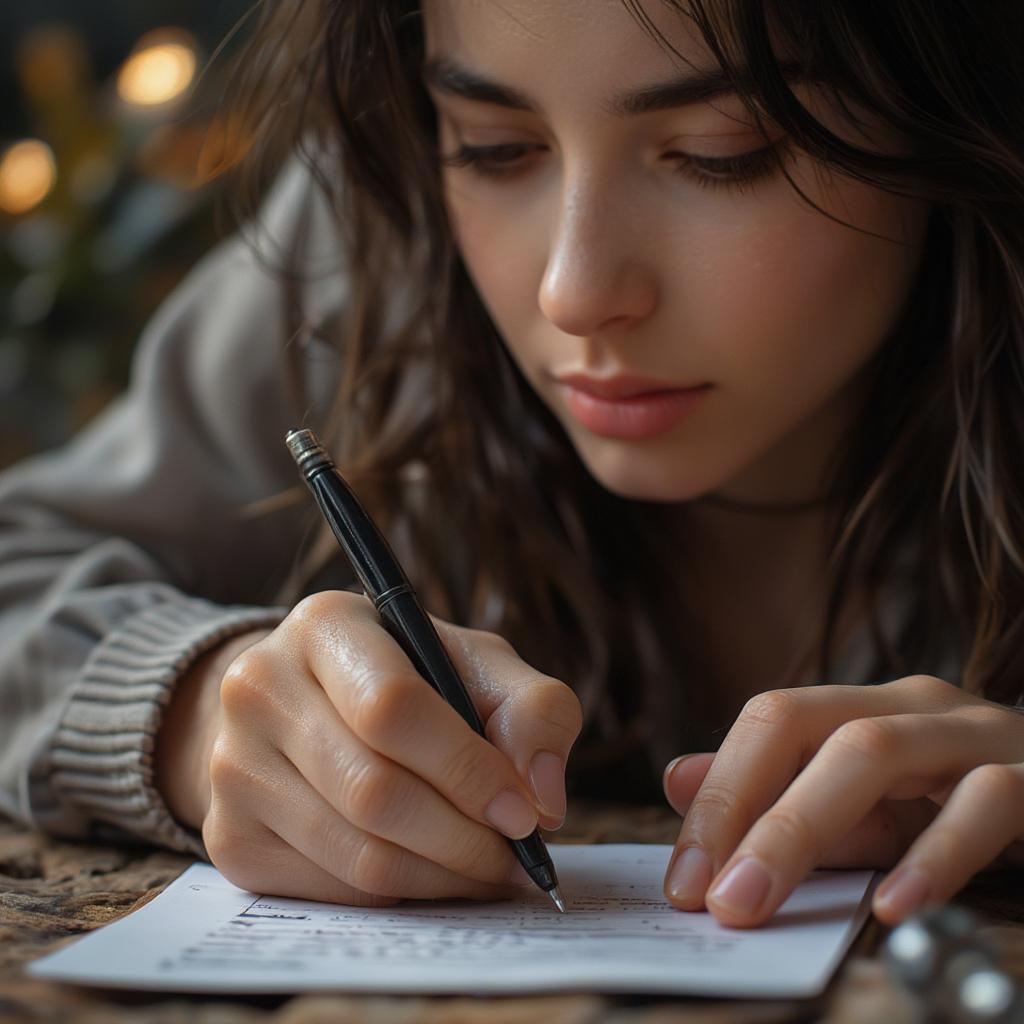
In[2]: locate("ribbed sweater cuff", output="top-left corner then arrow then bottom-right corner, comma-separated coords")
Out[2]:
48,597 -> 286,860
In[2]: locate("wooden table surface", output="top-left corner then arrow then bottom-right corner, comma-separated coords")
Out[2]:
3,802 -> 1024,1023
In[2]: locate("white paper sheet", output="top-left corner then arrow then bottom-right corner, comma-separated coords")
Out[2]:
27,844 -> 876,997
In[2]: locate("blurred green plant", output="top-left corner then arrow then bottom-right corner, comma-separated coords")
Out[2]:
0,22 -> 250,467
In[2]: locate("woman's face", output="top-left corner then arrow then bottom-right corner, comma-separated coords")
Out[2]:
422,0 -> 929,504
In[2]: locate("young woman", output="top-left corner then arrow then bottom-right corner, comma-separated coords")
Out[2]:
2,0 -> 1023,932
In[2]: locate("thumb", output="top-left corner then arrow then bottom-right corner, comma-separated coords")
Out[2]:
663,752 -> 716,818
433,618 -> 583,830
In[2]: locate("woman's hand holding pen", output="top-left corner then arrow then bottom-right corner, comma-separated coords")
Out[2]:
191,590 -> 582,907
661,675 -> 1024,928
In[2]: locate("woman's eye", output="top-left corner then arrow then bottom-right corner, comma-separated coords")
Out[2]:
666,140 -> 788,194
440,142 -> 542,178
439,138 -> 788,192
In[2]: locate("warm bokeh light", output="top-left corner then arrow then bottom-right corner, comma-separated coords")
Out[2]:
0,140 -> 58,216
117,32 -> 197,107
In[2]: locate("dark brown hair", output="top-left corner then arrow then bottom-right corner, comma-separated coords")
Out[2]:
225,1 -> 1024,794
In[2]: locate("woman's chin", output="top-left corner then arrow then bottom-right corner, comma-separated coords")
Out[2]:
581,460 -> 722,505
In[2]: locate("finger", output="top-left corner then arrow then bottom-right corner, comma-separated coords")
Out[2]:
659,754 -> 721,911
666,685 -> 875,912
208,738 -> 522,902
872,763 -> 1024,925
203,810 -> 401,908
264,665 -> 528,886
663,753 -> 716,817
702,710 -> 1004,928
664,679 -> 992,914
283,594 -> 544,841
432,619 -> 583,829
267,757 -> 522,901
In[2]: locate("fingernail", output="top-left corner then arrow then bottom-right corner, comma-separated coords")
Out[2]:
874,866 -> 930,919
708,857 -> 773,917
529,751 -> 566,822
508,862 -> 533,886
667,846 -> 713,906
663,754 -> 691,784
662,754 -> 697,817
484,788 -> 537,839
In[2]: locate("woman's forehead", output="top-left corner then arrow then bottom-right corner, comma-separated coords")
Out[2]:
421,0 -> 719,102
422,0 -> 711,65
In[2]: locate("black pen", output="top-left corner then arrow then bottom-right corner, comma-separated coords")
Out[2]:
286,428 -> 567,913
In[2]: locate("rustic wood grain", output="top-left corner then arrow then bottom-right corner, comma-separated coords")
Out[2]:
1,802 -> 1014,1023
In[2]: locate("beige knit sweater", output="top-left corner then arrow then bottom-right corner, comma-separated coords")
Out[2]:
0,157 -> 356,860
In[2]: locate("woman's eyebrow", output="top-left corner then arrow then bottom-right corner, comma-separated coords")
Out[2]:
422,56 -> 805,116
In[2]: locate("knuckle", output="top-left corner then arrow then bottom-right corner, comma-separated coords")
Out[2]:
478,628 -> 518,657
348,834 -> 405,896
962,762 -> 1023,806
441,621 -> 520,667
219,648 -> 276,714
207,742 -> 253,793
828,717 -> 897,763
761,804 -> 821,859
532,678 -> 585,740
290,590 -> 371,633
688,781 -> 748,829
294,589 -> 349,621
288,591 -> 332,630
900,674 -> 956,704
469,621 -> 529,662
739,689 -> 802,732
451,829 -> 509,884
905,673 -> 947,693
340,760 -> 405,834
207,746 -> 234,790
439,735 -> 493,797
349,672 -> 422,749
318,817 -> 358,879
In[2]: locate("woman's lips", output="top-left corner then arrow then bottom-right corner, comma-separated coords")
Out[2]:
558,382 -> 712,439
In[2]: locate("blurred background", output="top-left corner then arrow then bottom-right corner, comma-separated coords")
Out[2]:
0,0 -> 254,468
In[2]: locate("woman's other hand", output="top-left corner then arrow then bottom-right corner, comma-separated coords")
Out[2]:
172,590 -> 582,907
661,676 -> 1024,927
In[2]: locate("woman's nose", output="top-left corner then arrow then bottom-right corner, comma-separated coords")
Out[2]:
537,184 -> 658,337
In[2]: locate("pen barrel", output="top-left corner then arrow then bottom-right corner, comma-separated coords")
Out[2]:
305,470 -> 486,735
377,591 -> 486,735
509,833 -> 559,890
306,469 -> 412,599
288,430 -> 558,897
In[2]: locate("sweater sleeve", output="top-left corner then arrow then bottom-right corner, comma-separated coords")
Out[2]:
0,155 -> 348,859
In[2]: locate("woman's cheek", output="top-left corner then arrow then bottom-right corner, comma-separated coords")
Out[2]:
687,174 -> 929,398
445,187 -> 542,338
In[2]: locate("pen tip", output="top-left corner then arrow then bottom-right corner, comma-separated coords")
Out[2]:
548,886 -> 568,914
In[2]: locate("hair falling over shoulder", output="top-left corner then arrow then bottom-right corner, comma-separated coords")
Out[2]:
220,0 -> 1024,774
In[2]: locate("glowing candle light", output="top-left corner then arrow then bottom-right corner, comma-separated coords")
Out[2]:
117,32 -> 197,107
0,140 -> 57,216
